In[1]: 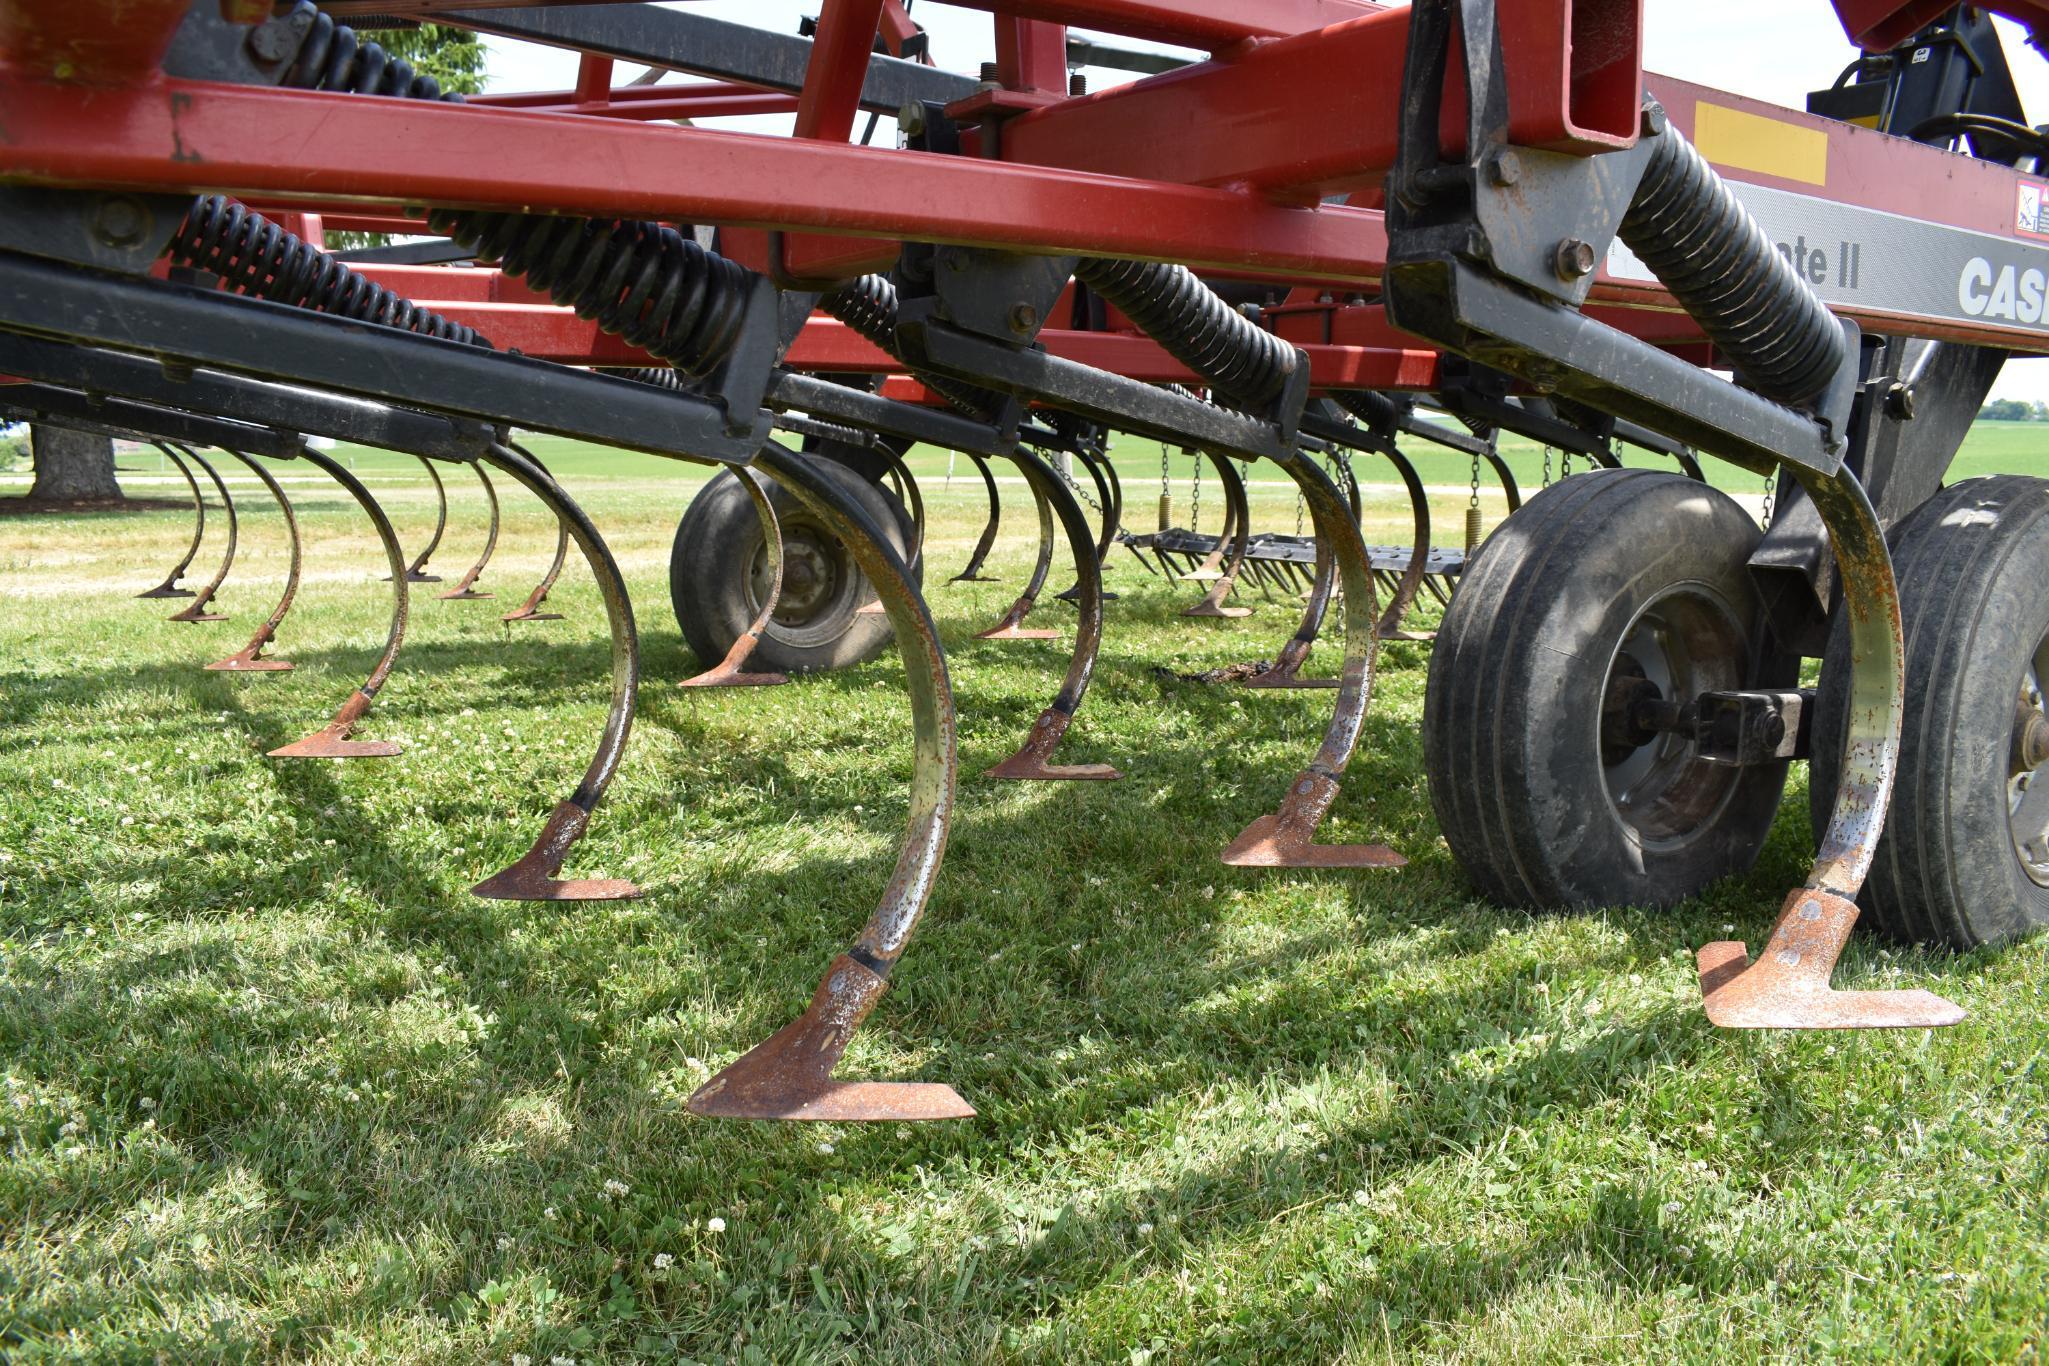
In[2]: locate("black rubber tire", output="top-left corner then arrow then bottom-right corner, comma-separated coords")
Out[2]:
669,459 -> 915,675
1809,475 -> 2049,948
1424,468 -> 1790,909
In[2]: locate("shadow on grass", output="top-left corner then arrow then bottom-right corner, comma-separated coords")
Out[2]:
0,572 -> 2019,1357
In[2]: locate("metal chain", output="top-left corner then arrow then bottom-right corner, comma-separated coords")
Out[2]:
1331,448 -> 1358,519
1052,452 -> 1104,515
1160,444 -> 1170,498
1542,444 -> 1553,488
1468,452 -> 1482,511
1190,454 -> 1201,531
1560,447 -> 1573,479
1761,467 -> 1777,530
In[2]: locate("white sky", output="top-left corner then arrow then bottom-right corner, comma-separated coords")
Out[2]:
479,1 -> 2049,402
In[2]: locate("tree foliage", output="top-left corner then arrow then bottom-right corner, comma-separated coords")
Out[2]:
373,24 -> 487,96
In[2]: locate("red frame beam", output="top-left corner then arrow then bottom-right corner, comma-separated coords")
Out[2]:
0,76 -> 1392,284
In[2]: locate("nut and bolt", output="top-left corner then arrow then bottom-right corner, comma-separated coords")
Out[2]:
898,101 -> 927,138
1642,101 -> 1669,137
977,60 -> 1001,90
1553,237 -> 1598,281
1487,150 -> 1522,186
1008,303 -> 1040,335
1884,381 -> 1917,421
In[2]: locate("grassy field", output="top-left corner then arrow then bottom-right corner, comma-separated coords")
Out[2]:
1,425 -> 2047,1362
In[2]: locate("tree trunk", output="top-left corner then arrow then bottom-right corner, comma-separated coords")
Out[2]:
28,423 -> 121,504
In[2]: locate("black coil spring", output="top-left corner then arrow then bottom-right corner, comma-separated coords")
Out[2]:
167,196 -> 488,346
820,275 -> 1007,418
1074,258 -> 1297,411
427,213 -> 755,379
279,3 -> 457,100
1620,127 -> 1846,408
268,4 -> 758,378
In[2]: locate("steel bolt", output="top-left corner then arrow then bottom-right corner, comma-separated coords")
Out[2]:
1488,150 -> 1523,186
247,16 -> 297,62
977,60 -> 1001,90
1642,101 -> 1669,137
1008,302 -> 1040,334
898,101 -> 926,138
1553,238 -> 1598,281
91,196 -> 148,248
1884,381 -> 1917,421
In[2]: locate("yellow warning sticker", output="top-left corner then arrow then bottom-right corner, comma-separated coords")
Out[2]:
1692,102 -> 1830,187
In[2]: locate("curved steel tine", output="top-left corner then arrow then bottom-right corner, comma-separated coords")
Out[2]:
165,444 -> 238,623
389,453 -> 447,582
136,441 -> 206,598
502,442 -> 570,623
679,465 -> 790,688
985,446 -> 1120,781
1054,442 -> 1122,603
1482,442 -> 1522,514
471,441 -> 643,902
1222,448 -> 1404,869
1177,475 -> 1233,583
1185,454 -> 1253,619
1698,465 -> 1962,1030
975,454 -> 1061,640
267,442 -> 409,760
1374,443 -> 1436,641
687,441 -> 970,1123
205,448 -> 303,672
950,451 -> 1003,583
438,460 -> 501,600
1239,514 -> 1339,691
856,446 -> 925,615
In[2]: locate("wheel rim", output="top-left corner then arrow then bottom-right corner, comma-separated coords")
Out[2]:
2009,634 -> 2049,888
746,517 -> 861,648
1597,583 -> 1751,850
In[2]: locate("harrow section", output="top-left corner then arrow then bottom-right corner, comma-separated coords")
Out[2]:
3,0 -> 2047,1121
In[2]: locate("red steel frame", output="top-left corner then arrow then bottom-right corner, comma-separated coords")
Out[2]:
3,0 -> 2048,387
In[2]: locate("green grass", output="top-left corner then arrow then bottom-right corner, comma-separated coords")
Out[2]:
1,426 -> 2046,1362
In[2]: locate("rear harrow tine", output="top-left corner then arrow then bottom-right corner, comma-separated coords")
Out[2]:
135,441 -> 205,599
471,441 -> 644,901
164,443 -> 237,623
975,460 -> 1060,640
1223,450 -> 1402,868
502,443 -> 570,623
437,460 -> 501,600
688,443 -> 970,1122
950,451 -> 1002,583
267,442 -> 409,760
679,465 -> 790,688
986,446 -> 1120,781
204,447 -> 303,672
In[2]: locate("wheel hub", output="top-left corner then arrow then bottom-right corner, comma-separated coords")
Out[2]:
755,529 -> 839,627
1599,586 -> 1749,847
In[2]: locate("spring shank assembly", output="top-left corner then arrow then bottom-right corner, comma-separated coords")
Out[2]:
163,444 -> 237,623
134,444 -> 207,600
204,446 -> 304,672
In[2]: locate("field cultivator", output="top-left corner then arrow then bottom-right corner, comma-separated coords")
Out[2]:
4,0 -> 2049,1121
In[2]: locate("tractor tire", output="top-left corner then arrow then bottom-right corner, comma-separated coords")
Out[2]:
1809,475 -> 2049,948
670,459 -> 917,675
1424,469 -> 1791,909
